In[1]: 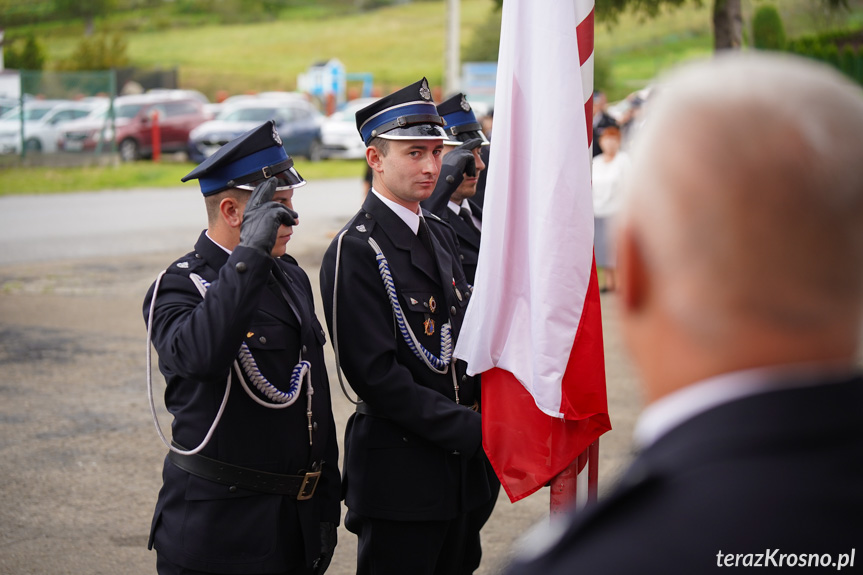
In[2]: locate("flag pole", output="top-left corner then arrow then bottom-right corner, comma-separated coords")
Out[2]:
549,440 -> 599,515
549,0 -> 599,517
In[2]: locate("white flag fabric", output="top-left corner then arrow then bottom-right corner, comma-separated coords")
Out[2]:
455,0 -> 610,502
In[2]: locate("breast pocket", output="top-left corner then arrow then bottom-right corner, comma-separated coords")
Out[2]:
400,290 -> 444,350
243,323 -> 294,352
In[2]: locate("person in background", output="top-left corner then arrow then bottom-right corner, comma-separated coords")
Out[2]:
143,120 -> 340,575
420,91 -> 499,573
422,92 -> 488,285
591,124 -> 629,293
592,90 -> 616,157
505,52 -> 863,574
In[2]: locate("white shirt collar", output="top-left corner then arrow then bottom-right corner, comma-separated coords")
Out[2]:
634,362 -> 856,449
447,199 -> 465,215
372,188 -> 421,234
206,230 -> 233,254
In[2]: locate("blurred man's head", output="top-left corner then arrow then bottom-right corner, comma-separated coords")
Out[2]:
616,53 -> 863,401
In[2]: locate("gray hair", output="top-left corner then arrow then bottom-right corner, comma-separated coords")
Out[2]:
621,52 -> 863,341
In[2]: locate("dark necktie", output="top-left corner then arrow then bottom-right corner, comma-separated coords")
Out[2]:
459,206 -> 480,233
417,217 -> 435,256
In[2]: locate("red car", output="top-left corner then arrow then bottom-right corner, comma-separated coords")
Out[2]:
58,94 -> 209,161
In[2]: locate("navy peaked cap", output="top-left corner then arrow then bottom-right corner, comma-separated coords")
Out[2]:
182,120 -> 305,196
437,93 -> 489,146
355,78 -> 448,146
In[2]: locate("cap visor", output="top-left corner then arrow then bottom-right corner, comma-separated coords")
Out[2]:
444,130 -> 490,146
235,166 -> 307,191
376,124 -> 448,141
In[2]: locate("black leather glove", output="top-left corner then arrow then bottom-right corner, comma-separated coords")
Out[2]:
313,522 -> 337,574
442,137 -> 483,181
237,177 -> 298,256
422,138 -> 484,214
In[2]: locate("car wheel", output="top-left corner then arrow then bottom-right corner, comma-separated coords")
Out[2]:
24,138 -> 42,153
120,138 -> 139,162
308,139 -> 323,163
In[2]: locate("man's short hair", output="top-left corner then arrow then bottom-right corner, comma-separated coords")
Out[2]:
204,188 -> 248,224
368,137 -> 391,157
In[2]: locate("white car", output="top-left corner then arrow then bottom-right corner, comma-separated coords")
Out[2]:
0,99 -> 101,154
320,97 -> 378,160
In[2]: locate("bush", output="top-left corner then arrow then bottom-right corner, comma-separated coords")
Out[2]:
56,32 -> 130,71
752,5 -> 786,51
840,45 -> 857,76
463,8 -> 502,63
3,33 -> 47,70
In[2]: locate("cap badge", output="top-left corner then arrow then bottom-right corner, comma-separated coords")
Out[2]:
419,79 -> 432,101
460,95 -> 471,112
272,125 -> 282,146
423,316 -> 435,336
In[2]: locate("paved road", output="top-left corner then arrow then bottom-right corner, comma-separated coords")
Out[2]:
0,178 -> 641,574
0,179 -> 363,265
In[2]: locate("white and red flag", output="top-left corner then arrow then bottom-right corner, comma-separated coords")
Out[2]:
455,0 -> 611,503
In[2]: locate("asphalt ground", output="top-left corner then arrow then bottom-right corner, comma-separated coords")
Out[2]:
0,180 -> 641,574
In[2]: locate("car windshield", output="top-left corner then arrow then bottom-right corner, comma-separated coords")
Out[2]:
115,104 -> 144,119
218,107 -> 281,123
1,106 -> 54,122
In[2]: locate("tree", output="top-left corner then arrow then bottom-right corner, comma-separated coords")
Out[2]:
4,33 -> 47,70
53,0 -> 117,36
56,32 -> 130,71
752,4 -> 787,51
594,0 -> 848,51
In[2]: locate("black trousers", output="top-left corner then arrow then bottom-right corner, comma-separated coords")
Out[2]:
463,460 -> 502,572
346,510 -> 475,575
156,554 -> 313,575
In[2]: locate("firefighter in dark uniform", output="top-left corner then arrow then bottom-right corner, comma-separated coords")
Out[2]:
143,120 -> 340,575
421,92 -> 500,571
319,79 -> 492,575
421,92 -> 489,286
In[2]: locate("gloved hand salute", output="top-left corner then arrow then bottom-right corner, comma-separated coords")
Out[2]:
423,138 -> 484,214
442,137 -> 483,182
238,177 -> 299,256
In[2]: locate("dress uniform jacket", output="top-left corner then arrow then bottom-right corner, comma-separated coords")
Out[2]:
143,231 -> 340,574
425,198 -> 482,286
319,192 -> 492,522
505,374 -> 863,575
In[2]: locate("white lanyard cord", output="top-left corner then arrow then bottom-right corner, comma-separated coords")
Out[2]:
146,269 -> 311,455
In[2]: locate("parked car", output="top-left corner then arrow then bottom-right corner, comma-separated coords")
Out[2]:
0,97 -> 21,118
319,97 -> 378,160
187,97 -> 323,163
0,99 -> 100,154
58,94 -> 209,161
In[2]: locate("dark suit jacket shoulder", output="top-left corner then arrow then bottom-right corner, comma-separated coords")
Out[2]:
506,376 -> 863,574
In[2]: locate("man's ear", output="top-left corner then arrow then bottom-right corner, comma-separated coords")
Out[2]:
219,196 -> 243,229
366,146 -> 383,173
617,222 -> 650,314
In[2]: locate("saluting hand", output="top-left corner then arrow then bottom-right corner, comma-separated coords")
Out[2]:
238,177 -> 298,256
442,137 -> 483,180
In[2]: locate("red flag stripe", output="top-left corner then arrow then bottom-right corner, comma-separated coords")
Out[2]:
577,7 -> 595,67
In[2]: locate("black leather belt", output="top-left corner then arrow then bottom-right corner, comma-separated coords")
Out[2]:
168,449 -> 320,500
355,400 -> 478,417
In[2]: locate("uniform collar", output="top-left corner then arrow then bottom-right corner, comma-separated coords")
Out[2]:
447,199 -> 464,215
371,188 -> 421,235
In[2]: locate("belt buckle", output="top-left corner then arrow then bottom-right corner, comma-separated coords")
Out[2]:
297,471 -> 321,500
